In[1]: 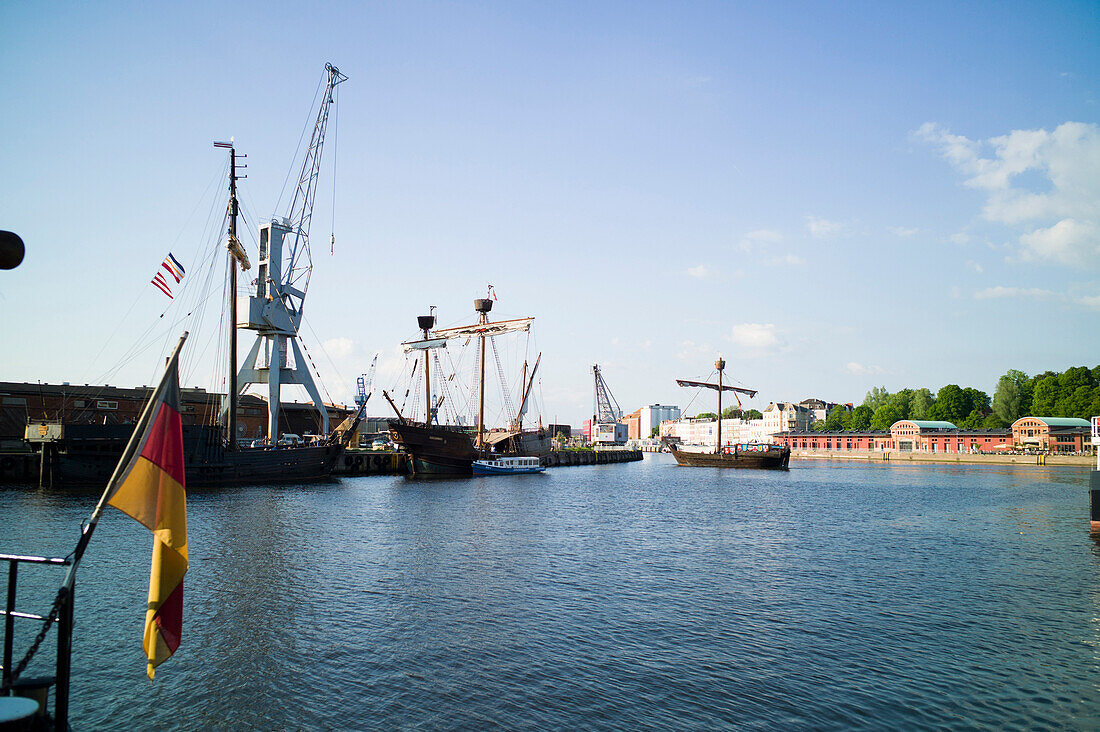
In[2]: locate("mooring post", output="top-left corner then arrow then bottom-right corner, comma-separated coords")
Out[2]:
1091,417 -> 1100,532
54,585 -> 73,730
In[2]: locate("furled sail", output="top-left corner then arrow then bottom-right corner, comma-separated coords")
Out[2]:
431,317 -> 533,340
675,379 -> 757,397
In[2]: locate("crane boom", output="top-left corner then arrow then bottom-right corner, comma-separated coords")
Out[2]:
282,62 -> 348,299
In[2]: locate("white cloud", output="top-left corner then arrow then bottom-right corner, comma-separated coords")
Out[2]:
727,323 -> 779,351
916,120 -> 1100,266
765,253 -> 804,266
845,362 -> 884,376
1076,295 -> 1100,310
966,260 -> 983,274
686,264 -> 710,278
889,226 -> 918,237
950,232 -> 971,245
322,337 -> 355,358
676,340 -> 714,361
1017,218 -> 1100,265
973,286 -> 1056,300
806,216 -> 844,239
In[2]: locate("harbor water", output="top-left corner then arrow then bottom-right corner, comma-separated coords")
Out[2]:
2,455 -> 1099,729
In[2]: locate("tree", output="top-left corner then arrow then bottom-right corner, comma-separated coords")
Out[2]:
992,369 -> 1029,424
721,406 -> 742,419
889,389 -> 914,420
870,405 -> 900,430
811,419 -> 827,432
650,425 -> 660,438
825,404 -> 849,430
744,409 -> 763,420
696,412 -> 718,420
1030,375 -> 1060,416
849,404 -> 873,431
960,409 -> 985,429
981,413 -> 1007,428
928,384 -> 968,423
962,387 -> 990,414
910,388 -> 934,420
863,386 -> 890,411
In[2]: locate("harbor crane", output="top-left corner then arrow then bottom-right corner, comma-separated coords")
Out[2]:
355,353 -> 380,410
592,364 -> 627,445
222,63 -> 348,441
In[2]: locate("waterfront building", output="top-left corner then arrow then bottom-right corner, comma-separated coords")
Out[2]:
774,417 -> 1095,454
762,402 -> 813,435
0,380 -> 353,446
799,398 -> 850,424
621,409 -> 643,440
639,404 -> 680,436
1011,417 -> 1091,452
662,416 -> 769,446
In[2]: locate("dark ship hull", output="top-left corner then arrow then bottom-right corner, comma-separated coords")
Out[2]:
28,424 -> 344,488
388,422 -> 479,476
388,422 -> 553,477
663,438 -> 790,470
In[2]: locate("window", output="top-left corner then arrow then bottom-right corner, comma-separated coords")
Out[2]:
97,401 -> 118,410
74,400 -> 85,407
2,397 -> 27,406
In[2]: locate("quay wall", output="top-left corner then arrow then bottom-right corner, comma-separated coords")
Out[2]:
791,449 -> 1092,467
331,448 -> 645,476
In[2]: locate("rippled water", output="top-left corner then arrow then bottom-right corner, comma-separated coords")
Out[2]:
3,456 -> 1100,729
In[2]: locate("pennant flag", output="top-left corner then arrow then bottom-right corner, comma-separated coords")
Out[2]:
488,284 -> 498,301
104,349 -> 188,679
151,253 -> 185,299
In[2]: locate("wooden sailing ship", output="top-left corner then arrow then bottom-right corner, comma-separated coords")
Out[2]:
387,297 -> 550,476
663,358 -> 791,470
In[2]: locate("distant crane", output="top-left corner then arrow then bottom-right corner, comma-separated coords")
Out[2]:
592,364 -> 627,445
355,353 -> 380,410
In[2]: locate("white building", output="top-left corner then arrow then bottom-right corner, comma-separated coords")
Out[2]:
762,402 -> 814,435
639,404 -> 680,436
661,417 -> 769,447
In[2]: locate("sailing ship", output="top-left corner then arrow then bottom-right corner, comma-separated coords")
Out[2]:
19,64 -> 357,487
662,358 -> 791,470
387,297 -> 551,476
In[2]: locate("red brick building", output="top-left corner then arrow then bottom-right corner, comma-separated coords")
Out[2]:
775,417 -> 1094,454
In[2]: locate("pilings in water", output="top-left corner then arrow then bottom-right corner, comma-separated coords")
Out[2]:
1091,468 -> 1100,532
540,450 -> 643,468
331,449 -> 645,476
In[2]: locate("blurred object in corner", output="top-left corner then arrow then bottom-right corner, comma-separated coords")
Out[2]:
0,231 -> 25,270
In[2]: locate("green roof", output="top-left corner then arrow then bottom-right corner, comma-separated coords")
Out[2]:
1024,417 -> 1091,428
905,420 -> 957,429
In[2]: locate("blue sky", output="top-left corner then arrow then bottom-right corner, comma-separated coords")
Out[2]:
1,1 -> 1097,425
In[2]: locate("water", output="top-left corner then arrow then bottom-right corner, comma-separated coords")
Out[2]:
2,455 -> 1099,729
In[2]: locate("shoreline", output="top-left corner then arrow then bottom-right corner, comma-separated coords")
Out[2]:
790,449 -> 1093,467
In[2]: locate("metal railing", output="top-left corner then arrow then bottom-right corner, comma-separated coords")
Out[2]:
2,552 -> 75,730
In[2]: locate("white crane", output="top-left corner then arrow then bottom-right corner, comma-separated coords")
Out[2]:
224,63 -> 348,441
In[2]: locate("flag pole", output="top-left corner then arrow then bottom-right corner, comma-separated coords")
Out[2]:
62,331 -> 189,586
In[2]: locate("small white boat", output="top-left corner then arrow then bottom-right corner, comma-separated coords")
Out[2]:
472,456 -> 546,475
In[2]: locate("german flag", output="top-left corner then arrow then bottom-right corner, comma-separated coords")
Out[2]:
105,347 -> 187,679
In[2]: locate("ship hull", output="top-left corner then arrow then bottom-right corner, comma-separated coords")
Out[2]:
665,441 -> 790,470
388,422 -> 553,476
22,424 -> 344,488
388,422 -> 479,476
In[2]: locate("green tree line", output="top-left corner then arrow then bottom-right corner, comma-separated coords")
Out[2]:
815,365 -> 1099,432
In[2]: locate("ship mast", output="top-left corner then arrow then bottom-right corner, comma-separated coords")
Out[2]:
474,297 -> 493,449
716,357 -> 724,455
215,140 -> 250,449
418,311 -> 436,424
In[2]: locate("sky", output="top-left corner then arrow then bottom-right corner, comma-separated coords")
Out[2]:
1,0 -> 1098,426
